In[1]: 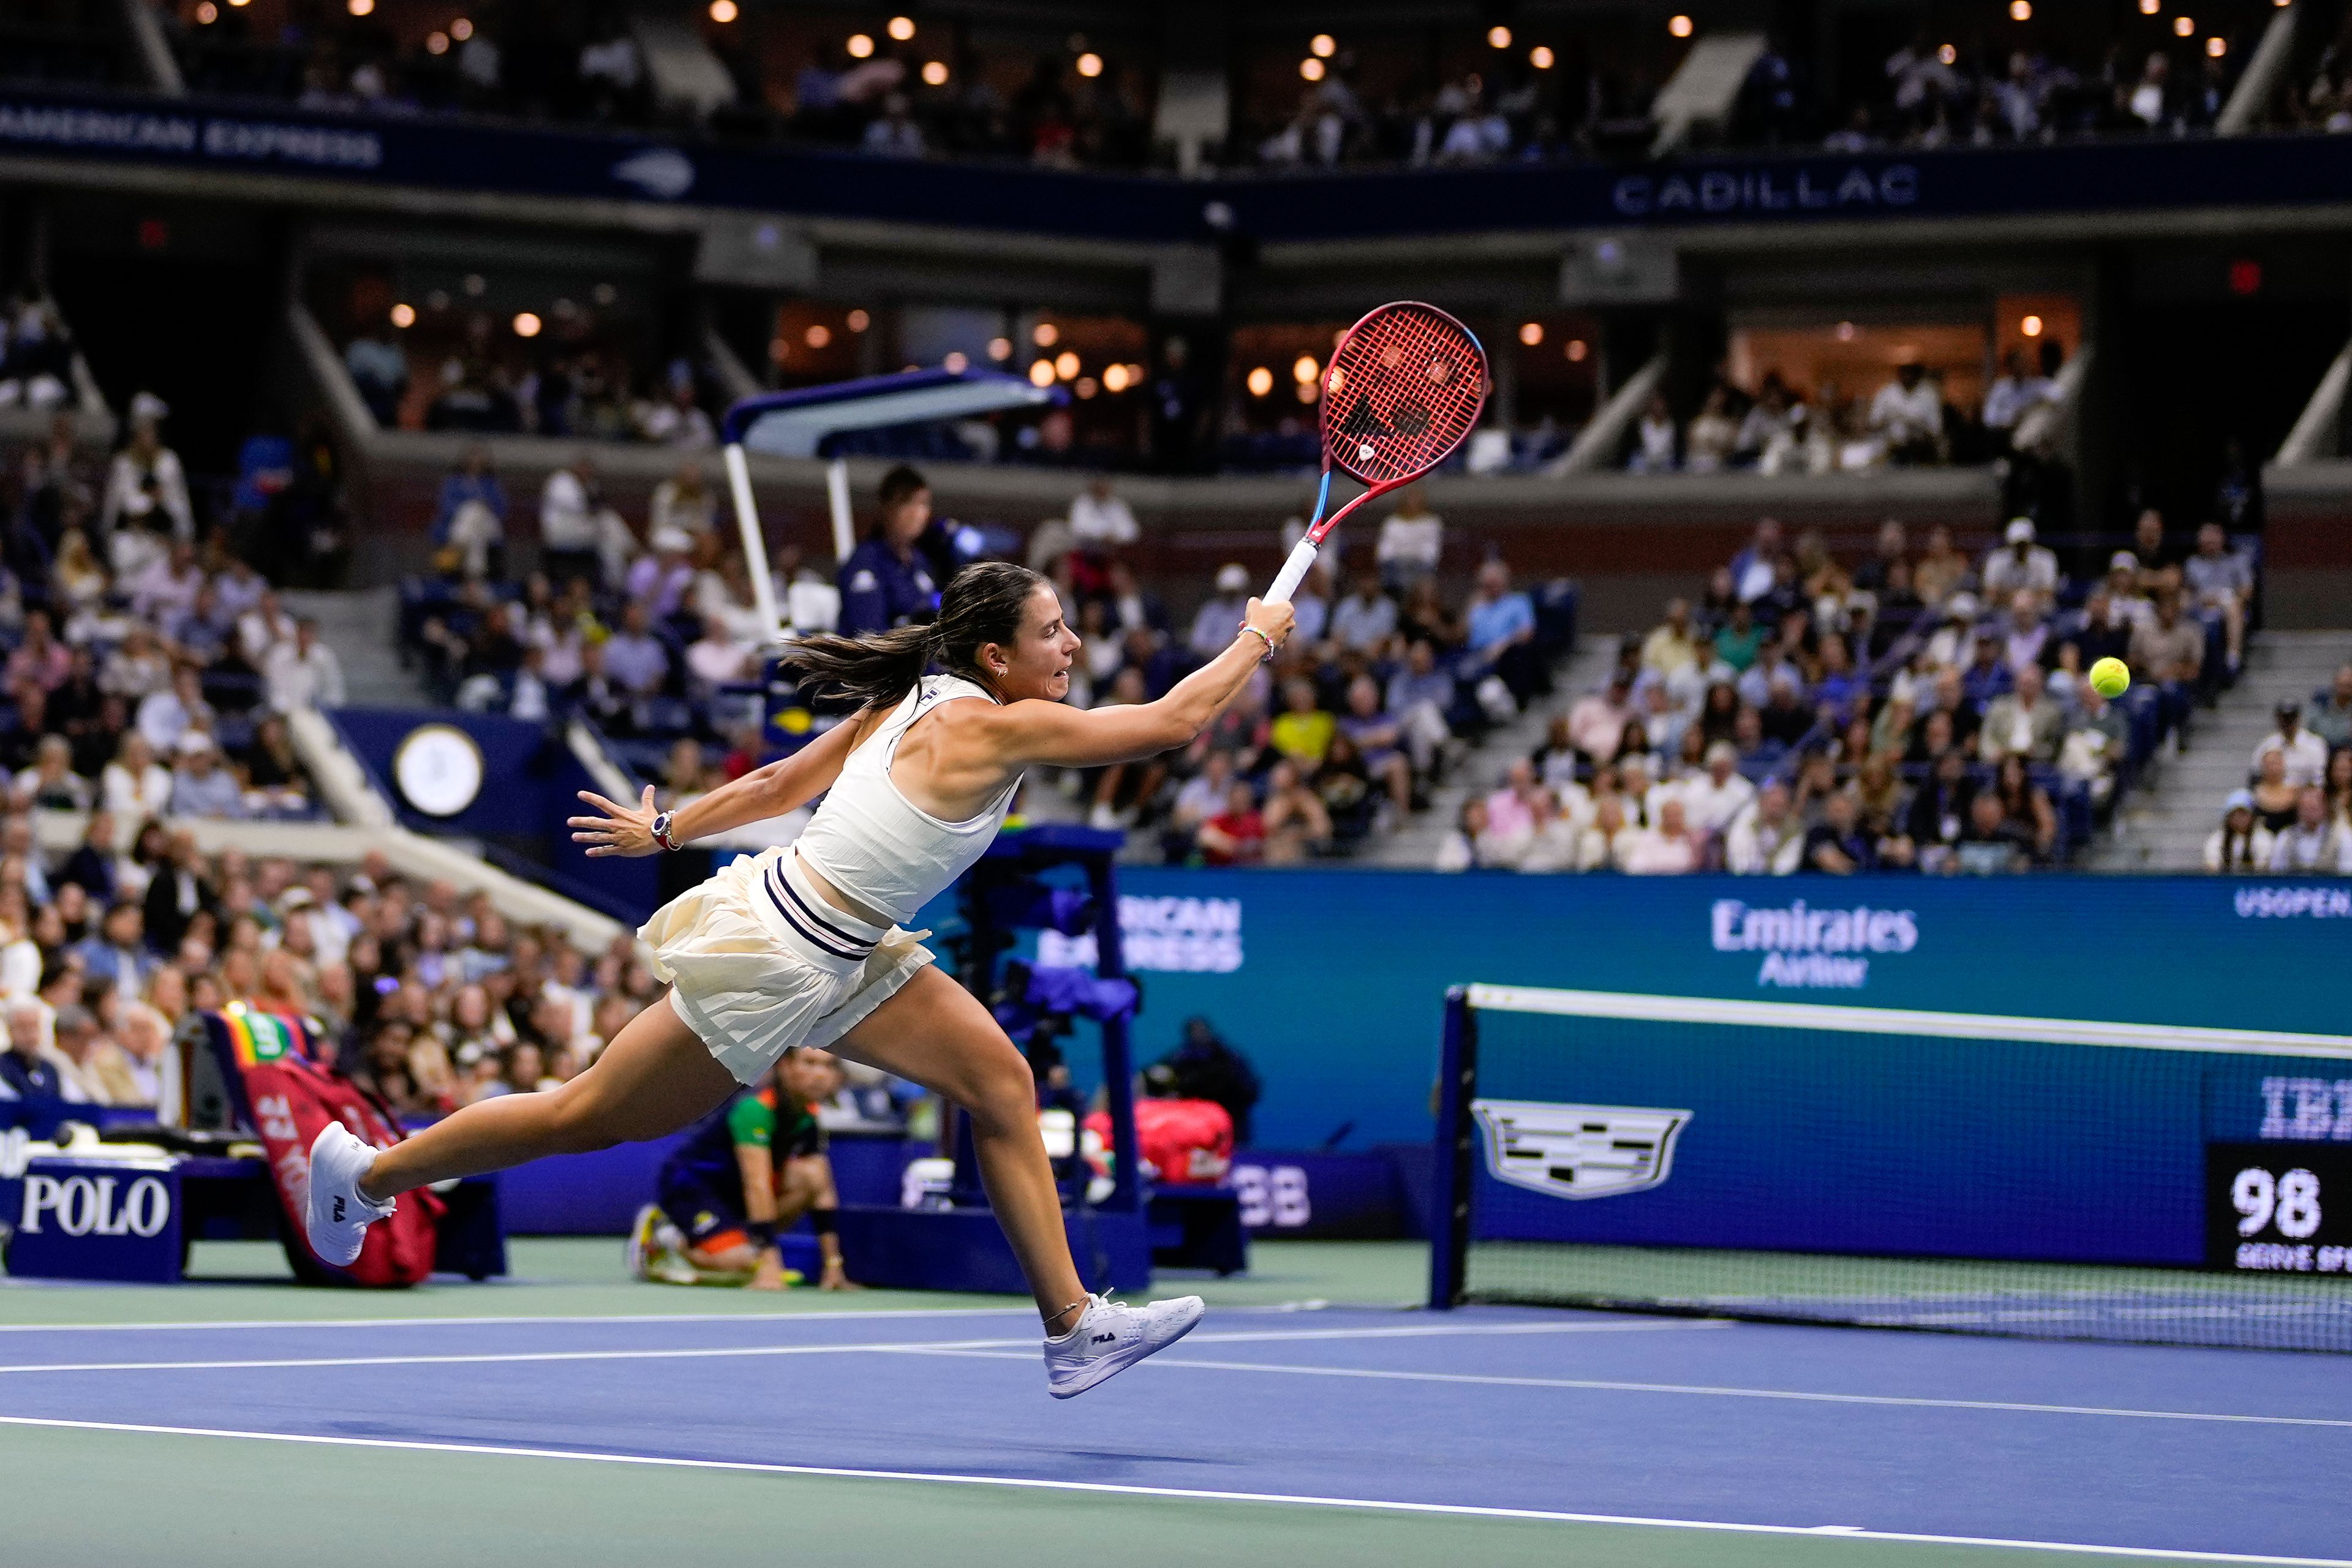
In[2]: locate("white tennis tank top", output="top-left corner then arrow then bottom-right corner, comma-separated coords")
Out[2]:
792,673 -> 1019,927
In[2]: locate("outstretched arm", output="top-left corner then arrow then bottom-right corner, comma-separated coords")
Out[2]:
986,598 -> 1294,771
569,706 -> 881,856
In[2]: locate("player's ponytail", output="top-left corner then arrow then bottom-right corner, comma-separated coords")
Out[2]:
778,559 -> 1046,710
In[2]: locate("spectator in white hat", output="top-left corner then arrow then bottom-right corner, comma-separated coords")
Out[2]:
2204,790 -> 2272,873
169,732 -> 245,820
1188,563 -> 1254,660
1981,518 -> 2057,609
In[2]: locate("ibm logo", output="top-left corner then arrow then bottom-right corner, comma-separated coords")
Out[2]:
2261,1078 -> 2352,1142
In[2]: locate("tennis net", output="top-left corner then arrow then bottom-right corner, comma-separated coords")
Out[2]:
1430,984 -> 2352,1352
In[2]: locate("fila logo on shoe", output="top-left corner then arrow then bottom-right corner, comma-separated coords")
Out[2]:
332,1196 -> 347,1221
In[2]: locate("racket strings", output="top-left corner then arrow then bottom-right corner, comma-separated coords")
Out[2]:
1323,305 -> 1487,485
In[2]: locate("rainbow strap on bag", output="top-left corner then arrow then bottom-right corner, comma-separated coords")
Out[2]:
219,1003 -> 307,1068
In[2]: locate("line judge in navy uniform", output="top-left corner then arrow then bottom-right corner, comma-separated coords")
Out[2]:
835,464 -> 941,636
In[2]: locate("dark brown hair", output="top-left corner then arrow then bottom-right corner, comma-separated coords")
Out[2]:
777,560 -> 1046,710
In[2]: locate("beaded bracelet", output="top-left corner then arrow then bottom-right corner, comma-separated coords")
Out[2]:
1238,624 -> 1276,662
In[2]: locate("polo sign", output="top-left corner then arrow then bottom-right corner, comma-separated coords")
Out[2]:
3,1156 -> 184,1281
19,1172 -> 173,1237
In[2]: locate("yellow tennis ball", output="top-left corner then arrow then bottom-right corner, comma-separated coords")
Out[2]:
2089,657 -> 2131,699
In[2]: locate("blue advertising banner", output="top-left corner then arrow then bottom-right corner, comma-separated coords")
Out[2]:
6,89 -> 2352,244
1012,872 -> 2352,1152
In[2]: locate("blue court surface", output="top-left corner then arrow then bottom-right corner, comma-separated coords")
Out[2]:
2,1293 -> 2348,1566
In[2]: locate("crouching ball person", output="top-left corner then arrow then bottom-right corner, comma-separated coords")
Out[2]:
627,1046 -> 855,1290
307,560 -> 1294,1396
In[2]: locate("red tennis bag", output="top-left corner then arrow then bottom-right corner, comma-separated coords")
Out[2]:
203,1009 -> 442,1287
1086,1098 -> 1234,1186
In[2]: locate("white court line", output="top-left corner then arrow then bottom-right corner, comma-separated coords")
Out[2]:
0,1317 -> 1716,1376
0,1298 -> 1357,1334
0,1305 -> 1040,1335
895,1347 -> 2352,1431
0,1414 -> 2341,1567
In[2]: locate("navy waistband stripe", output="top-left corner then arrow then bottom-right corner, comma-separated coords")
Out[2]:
764,871 -> 872,962
775,864 -> 876,946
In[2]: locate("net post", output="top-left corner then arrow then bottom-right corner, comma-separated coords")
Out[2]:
722,442 -> 785,642
1427,984 -> 1478,1310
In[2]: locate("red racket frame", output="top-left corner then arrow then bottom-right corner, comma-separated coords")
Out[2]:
1267,301 -> 1488,605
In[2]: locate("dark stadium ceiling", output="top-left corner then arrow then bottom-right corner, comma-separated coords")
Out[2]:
716,1 -> 1775,33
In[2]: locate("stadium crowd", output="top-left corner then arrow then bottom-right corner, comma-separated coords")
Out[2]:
2207,673 -> 2352,874
0,400 -> 639,1120
0,830 -> 651,1119
404,454 -> 1571,865
77,4 -> 2277,181
1023,480 -> 1570,864
1441,509 -> 2249,877
1626,345 -> 2070,478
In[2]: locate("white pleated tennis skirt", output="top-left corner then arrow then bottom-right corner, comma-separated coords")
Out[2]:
639,846 -> 933,1085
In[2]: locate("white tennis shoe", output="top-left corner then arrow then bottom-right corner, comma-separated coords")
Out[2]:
305,1122 -> 395,1266
1042,1292 -> 1204,1398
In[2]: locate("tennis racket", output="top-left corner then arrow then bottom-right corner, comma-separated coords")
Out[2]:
1265,301 -> 1490,606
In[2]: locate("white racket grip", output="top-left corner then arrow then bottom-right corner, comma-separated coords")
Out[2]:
1265,539 -> 1320,606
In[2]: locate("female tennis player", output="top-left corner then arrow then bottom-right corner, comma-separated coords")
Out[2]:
307,560 -> 1292,1398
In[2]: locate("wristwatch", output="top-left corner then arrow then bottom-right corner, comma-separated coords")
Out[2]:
650,810 -> 680,852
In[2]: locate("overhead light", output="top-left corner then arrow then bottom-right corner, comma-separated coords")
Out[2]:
2009,1 -> 2032,20
1938,43 -> 1957,64
1517,322 -> 1543,347
425,29 -> 449,53
1028,360 -> 1057,388
1487,25 -> 1512,48
2139,0 -> 2158,12
390,303 -> 415,328
887,15 -> 915,42
1246,366 -> 1275,397
769,339 -> 789,363
1564,339 -> 1588,361
1300,58 -> 1325,81
846,309 -> 870,332
1075,377 -> 1099,399
805,323 -> 832,348
1668,15 -> 1694,39
2174,15 -> 2195,37
1835,320 -> 1857,341
1295,382 -> 1319,404
1055,351 -> 1080,380
511,312 -> 541,338
1033,322 -> 1060,347
922,61 -> 948,85
1292,355 -> 1319,383
707,0 -> 737,21
195,1 -> 217,21
1529,46 -> 1555,70
450,17 -> 472,39
1077,52 -> 1104,78
944,351 -> 969,374
987,336 -> 1012,361
846,33 -> 875,59
2021,315 -> 2044,337
1310,34 -> 1336,59
1102,364 -> 1130,393
2207,34 -> 2228,56
347,0 -> 372,14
